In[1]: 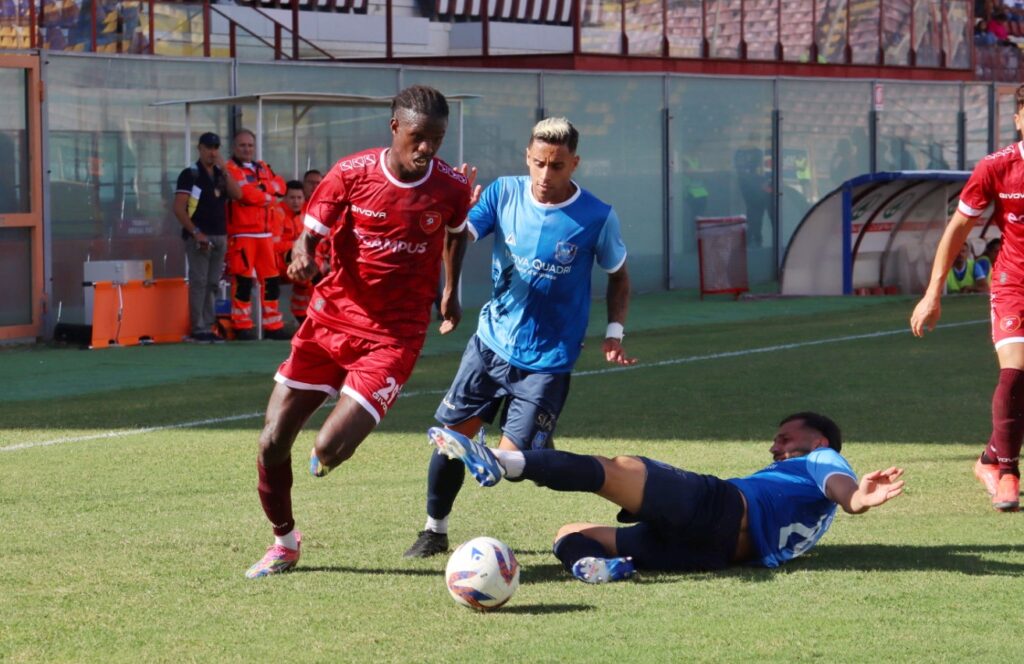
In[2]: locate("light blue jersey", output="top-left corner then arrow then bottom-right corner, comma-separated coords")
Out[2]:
468,176 -> 627,373
727,448 -> 857,568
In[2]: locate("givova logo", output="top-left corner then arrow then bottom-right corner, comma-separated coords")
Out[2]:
352,204 -> 386,218
372,376 -> 401,413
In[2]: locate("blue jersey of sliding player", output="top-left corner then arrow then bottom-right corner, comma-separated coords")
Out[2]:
728,447 -> 857,568
467,175 -> 627,373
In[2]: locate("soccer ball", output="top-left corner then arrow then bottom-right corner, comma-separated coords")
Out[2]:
445,536 -> 520,611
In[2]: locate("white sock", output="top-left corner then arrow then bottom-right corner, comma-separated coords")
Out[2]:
424,516 -> 449,534
274,530 -> 298,550
493,449 -> 525,479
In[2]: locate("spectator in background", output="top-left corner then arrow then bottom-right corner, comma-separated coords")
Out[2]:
173,132 -> 241,343
681,153 -> 709,227
734,135 -> 772,246
276,180 -> 312,325
977,237 -> 1002,277
224,129 -> 290,341
302,169 -> 323,202
988,11 -> 1014,45
946,242 -> 990,294
829,138 -> 857,184
975,17 -> 998,46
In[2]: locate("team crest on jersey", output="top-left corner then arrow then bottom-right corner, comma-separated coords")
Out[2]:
313,298 -> 325,311
1002,316 -> 1021,333
505,232 -> 517,246
554,241 -> 578,265
420,211 -> 442,234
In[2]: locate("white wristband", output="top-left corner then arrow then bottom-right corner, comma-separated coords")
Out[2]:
605,322 -> 624,340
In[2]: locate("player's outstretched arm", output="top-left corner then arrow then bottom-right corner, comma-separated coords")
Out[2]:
910,211 -> 974,337
603,265 -> 637,366
826,467 -> 905,515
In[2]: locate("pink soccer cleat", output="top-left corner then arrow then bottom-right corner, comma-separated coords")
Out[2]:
245,532 -> 302,579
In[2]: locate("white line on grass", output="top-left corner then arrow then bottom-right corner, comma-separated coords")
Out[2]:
2,318 -> 985,453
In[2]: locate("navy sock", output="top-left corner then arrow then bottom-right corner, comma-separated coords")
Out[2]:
426,449 -> 466,520
520,450 -> 606,492
553,533 -> 609,573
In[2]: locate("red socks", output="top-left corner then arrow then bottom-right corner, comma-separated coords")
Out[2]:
987,368 -> 1024,477
258,459 -> 295,536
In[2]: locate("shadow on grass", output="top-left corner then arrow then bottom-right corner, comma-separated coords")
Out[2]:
293,562 -> 577,585
294,566 -> 439,576
497,603 -> 595,615
799,543 -> 1024,576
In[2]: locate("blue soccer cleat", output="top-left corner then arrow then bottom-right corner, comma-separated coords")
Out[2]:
309,448 -> 331,478
571,556 -> 636,584
428,427 -> 504,487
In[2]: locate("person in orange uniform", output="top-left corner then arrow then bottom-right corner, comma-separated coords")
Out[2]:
276,180 -> 311,324
224,129 -> 290,341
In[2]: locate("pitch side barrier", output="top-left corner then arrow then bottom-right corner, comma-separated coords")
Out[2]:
780,170 -> 997,296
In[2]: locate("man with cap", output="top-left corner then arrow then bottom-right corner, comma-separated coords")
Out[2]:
173,132 -> 241,343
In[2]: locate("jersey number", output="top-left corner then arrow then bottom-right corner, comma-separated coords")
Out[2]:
776,514 -> 828,558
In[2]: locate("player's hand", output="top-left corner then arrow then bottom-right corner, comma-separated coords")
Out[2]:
439,294 -> 462,335
287,250 -> 318,283
909,293 -> 941,337
602,338 -> 637,366
457,163 -> 482,208
855,467 -> 905,508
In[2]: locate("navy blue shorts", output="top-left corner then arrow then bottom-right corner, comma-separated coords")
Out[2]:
434,335 -> 571,450
615,457 -> 745,572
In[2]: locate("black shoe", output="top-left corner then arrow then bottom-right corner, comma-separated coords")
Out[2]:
234,329 -> 257,341
403,530 -> 449,558
264,327 -> 293,341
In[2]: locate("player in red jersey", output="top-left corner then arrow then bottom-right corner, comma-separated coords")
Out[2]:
910,83 -> 1024,512
245,85 -> 480,578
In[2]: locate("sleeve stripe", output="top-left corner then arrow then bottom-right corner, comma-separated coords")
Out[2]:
603,252 -> 627,274
466,222 -> 480,242
958,200 -> 985,217
446,219 -> 467,234
818,470 -> 857,496
303,214 -> 330,236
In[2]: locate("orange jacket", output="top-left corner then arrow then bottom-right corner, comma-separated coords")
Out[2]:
224,159 -> 283,235
273,202 -> 303,257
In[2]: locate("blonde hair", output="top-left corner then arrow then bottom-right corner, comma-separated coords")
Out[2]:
530,117 -> 579,152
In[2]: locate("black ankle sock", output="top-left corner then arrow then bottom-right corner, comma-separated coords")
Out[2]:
552,533 -> 608,573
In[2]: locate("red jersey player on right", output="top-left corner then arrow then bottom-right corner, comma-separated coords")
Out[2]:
245,85 -> 480,578
911,83 -> 1024,512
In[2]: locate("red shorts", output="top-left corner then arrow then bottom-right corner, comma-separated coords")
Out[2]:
227,235 -> 277,279
991,283 -> 1024,348
274,318 -> 421,423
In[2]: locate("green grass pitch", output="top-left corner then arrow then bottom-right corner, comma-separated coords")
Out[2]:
2,293 -> 1022,662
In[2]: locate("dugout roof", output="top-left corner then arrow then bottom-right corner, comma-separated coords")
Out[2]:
780,170 -> 997,296
152,92 -> 481,175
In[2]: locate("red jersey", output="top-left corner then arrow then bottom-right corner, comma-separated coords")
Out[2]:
303,148 -> 470,344
959,142 -> 1024,282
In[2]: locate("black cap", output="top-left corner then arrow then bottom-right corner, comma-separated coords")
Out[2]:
198,132 -> 221,148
